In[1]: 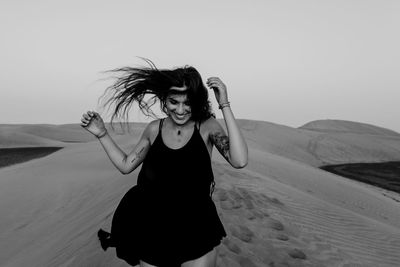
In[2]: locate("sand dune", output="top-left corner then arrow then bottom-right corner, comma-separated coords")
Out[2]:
300,119 -> 400,136
213,161 -> 400,266
1,119 -> 400,266
234,119 -> 400,166
0,123 -> 146,148
0,129 -> 66,148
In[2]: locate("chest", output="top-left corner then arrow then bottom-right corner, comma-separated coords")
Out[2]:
150,128 -> 213,157
162,127 -> 194,149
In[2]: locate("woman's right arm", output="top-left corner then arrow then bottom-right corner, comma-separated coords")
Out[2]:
97,127 -> 151,174
81,111 -> 153,174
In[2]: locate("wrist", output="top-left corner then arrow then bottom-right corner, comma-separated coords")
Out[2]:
96,129 -> 108,139
218,101 -> 230,110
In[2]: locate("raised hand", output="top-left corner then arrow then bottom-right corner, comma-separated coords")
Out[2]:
80,111 -> 107,137
206,77 -> 229,105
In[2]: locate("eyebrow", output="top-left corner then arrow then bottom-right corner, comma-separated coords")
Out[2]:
168,96 -> 189,102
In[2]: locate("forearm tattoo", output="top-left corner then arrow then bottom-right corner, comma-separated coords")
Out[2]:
210,132 -> 230,160
131,146 -> 146,163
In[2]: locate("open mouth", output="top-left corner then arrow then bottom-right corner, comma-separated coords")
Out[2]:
174,113 -> 190,120
176,114 -> 186,119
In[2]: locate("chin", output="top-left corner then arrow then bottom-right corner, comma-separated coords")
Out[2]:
171,115 -> 191,125
174,119 -> 190,125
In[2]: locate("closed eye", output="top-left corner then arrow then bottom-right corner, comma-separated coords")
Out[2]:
168,99 -> 190,106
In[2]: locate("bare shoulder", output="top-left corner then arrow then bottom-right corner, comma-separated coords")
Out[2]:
145,119 -> 161,133
201,116 -> 225,134
142,119 -> 162,144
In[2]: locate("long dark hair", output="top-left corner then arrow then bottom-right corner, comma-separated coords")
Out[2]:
99,58 -> 214,128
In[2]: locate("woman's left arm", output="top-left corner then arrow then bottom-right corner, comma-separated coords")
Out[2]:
207,77 -> 248,168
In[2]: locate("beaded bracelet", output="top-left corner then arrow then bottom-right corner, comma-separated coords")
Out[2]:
218,102 -> 231,109
97,130 -> 108,139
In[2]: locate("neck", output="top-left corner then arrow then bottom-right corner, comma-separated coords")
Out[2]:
168,118 -> 194,132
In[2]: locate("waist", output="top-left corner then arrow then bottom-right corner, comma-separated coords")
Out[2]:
138,165 -> 214,189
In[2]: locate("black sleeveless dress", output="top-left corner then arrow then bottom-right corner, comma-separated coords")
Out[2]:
103,118 -> 227,266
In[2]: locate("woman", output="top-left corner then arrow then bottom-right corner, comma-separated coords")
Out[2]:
80,59 -> 248,267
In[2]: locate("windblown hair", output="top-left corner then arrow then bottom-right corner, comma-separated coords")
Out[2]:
100,58 -> 214,128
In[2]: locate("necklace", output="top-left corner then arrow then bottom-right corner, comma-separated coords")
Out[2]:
174,125 -> 184,136
169,119 -> 194,136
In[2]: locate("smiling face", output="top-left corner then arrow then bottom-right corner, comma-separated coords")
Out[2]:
165,86 -> 192,125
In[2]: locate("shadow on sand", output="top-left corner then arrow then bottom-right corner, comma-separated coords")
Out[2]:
321,161 -> 400,194
0,147 -> 63,169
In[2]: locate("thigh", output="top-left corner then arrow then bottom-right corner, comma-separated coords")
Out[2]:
181,247 -> 217,267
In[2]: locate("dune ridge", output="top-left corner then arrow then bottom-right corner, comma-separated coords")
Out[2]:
300,119 -> 400,136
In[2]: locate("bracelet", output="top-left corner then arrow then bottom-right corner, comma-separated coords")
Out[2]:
218,102 -> 230,110
97,130 -> 107,139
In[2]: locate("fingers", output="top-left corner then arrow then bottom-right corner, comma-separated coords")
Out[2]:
206,78 -> 216,88
92,111 -> 101,118
80,116 -> 90,127
206,77 -> 225,89
207,77 -> 222,83
80,110 -> 96,127
87,110 -> 96,118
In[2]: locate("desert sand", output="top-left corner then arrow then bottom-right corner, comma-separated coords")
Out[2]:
1,119 -> 400,267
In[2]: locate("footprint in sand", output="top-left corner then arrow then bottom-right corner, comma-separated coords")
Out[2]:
258,193 -> 285,208
217,188 -> 244,210
230,225 -> 255,243
236,187 -> 254,200
287,248 -> 307,260
236,187 -> 256,210
266,218 -> 285,231
232,201 -> 242,209
254,198 -> 266,206
251,210 -> 265,219
245,212 -> 256,220
275,233 -> 289,241
270,197 -> 284,206
229,189 -> 244,202
222,238 -> 242,254
220,199 -> 242,210
228,187 -> 256,210
236,255 -> 258,267
217,188 -> 229,201
245,210 -> 265,220
261,210 -> 270,217
220,200 -> 234,210
242,197 -> 255,210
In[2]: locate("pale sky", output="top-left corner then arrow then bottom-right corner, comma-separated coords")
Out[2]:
1,0 -> 399,132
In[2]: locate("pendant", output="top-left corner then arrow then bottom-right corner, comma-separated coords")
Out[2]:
177,130 -> 181,135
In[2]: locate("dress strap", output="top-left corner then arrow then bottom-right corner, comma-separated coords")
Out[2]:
159,118 -> 164,135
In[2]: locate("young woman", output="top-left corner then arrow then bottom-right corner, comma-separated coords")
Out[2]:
80,59 -> 248,267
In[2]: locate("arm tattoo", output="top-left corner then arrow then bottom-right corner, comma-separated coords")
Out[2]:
210,132 -> 230,160
131,146 -> 146,163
